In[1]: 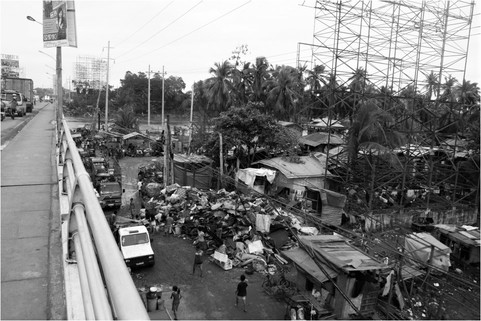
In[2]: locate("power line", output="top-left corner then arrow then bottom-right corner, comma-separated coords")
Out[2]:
114,1 -> 175,49
115,1 -> 203,60
118,0 -> 252,64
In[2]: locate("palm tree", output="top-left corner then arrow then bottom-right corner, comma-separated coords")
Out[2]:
206,61 -> 235,114
423,71 -> 439,100
305,64 -> 327,94
231,62 -> 254,106
348,67 -> 368,94
346,102 -> 405,208
265,65 -> 303,121
455,80 -> 480,107
440,75 -> 458,103
251,56 -> 270,104
112,104 -> 139,133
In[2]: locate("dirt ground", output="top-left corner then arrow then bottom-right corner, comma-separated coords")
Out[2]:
114,156 -> 287,320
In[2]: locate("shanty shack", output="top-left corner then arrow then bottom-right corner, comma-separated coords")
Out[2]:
307,117 -> 346,134
298,132 -> 344,154
173,154 -> 213,190
123,132 -> 153,149
404,232 -> 452,272
282,234 -> 385,319
253,155 -> 334,197
432,224 -> 480,265
236,167 -> 277,195
278,120 -> 304,139
252,155 -> 346,226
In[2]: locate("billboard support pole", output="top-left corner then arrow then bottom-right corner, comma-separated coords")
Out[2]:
56,46 -> 63,132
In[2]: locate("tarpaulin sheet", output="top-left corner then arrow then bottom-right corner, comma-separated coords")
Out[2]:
236,168 -> 276,187
405,233 -> 452,272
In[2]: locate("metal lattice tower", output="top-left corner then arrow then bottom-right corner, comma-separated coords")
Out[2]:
72,55 -> 107,91
298,0 -> 478,212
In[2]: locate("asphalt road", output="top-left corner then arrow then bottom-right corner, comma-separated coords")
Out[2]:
1,102 -> 48,148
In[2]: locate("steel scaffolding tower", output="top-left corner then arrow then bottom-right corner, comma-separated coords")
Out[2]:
72,55 -> 107,91
298,0 -> 478,212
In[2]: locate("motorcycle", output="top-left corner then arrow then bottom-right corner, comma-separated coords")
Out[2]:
1,101 -> 5,121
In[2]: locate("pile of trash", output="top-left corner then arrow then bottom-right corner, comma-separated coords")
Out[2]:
142,183 -> 320,272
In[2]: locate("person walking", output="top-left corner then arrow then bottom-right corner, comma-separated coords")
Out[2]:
165,214 -> 174,236
129,198 -> 135,219
192,247 -> 204,277
171,285 -> 182,320
9,95 -> 17,119
235,274 -> 248,312
195,229 -> 207,251
137,180 -> 143,198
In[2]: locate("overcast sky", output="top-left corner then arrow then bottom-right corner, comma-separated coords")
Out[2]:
1,0 -> 480,90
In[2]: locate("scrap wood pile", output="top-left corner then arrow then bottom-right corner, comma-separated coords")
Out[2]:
142,182 -> 321,274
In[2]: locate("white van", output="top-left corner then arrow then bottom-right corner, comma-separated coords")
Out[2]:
117,225 -> 155,268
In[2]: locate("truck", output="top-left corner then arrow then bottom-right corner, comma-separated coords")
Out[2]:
98,181 -> 124,209
1,77 -> 34,113
117,224 -> 155,268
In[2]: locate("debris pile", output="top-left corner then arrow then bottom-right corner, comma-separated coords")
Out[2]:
142,183 -> 318,271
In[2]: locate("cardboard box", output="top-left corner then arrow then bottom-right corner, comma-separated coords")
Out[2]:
212,251 -> 233,270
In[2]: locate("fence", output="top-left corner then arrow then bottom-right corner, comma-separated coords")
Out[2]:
57,119 -> 150,320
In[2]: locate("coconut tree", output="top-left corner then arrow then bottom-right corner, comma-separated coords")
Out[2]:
305,64 -> 327,94
265,65 -> 303,122
205,61 -> 235,114
455,80 -> 480,107
231,62 -> 254,106
251,56 -> 271,104
112,104 -> 139,134
346,101 -> 405,208
440,75 -> 458,103
423,71 -> 439,100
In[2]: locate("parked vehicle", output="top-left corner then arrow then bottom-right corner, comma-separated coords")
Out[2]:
1,77 -> 34,113
98,181 -> 124,209
1,101 -> 5,121
116,224 -> 155,268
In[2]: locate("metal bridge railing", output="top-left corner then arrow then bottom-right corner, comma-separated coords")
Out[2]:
58,119 -> 150,320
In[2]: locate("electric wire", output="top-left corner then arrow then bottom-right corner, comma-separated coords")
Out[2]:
113,1 -> 175,49
115,1 -> 203,60
117,0 -> 252,64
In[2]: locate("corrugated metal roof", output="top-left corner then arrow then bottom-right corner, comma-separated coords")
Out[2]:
278,121 -> 302,130
173,154 -> 212,164
253,155 -> 333,179
122,132 -> 142,140
434,226 -> 480,247
298,132 -> 344,147
122,132 -> 152,140
282,247 -> 338,283
309,117 -> 346,128
298,235 -> 385,272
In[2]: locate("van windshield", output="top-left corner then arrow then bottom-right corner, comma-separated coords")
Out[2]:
121,233 -> 149,246
100,183 -> 120,194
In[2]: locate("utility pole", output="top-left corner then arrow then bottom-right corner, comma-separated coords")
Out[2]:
147,64 -> 151,127
188,83 -> 194,155
56,46 -> 62,132
146,66 -> 161,128
104,41 -> 112,131
161,66 -> 165,129
163,115 -> 170,186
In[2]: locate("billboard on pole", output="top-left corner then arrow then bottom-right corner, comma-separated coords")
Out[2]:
1,54 -> 20,78
43,0 -> 77,48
